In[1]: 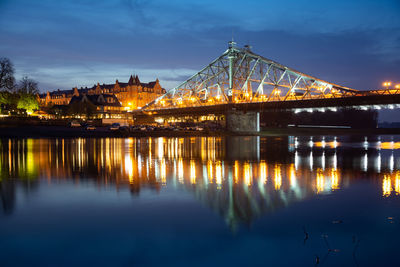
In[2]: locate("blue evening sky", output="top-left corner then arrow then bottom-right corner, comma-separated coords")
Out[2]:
0,0 -> 399,93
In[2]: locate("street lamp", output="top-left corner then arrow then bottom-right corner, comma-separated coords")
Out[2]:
396,84 -> 400,90
383,81 -> 392,89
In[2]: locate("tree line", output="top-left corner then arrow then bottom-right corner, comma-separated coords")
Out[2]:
0,58 -> 39,114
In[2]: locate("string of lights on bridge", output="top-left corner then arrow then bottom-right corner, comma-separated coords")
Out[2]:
382,81 -> 400,90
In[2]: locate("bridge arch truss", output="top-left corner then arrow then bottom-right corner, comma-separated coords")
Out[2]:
144,42 -> 371,110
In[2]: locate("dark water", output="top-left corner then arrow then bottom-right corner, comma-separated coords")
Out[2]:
0,136 -> 400,266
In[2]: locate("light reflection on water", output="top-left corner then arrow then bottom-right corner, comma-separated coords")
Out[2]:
2,136 -> 400,266
1,136 -> 400,224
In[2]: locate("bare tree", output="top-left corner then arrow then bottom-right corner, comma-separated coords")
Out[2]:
17,76 -> 39,94
0,58 -> 15,91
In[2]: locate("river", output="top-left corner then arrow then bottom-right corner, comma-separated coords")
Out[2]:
0,136 -> 399,266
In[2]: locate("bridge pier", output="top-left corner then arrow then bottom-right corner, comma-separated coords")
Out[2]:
225,110 -> 260,133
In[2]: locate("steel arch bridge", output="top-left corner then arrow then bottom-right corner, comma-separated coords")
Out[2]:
143,41 -> 400,111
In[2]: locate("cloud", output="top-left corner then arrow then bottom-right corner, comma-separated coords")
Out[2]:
0,0 -> 399,93
3,26 -> 400,92
3,0 -> 399,34
12,59 -> 197,92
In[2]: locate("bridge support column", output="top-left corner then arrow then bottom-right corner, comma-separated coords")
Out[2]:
226,110 -> 260,133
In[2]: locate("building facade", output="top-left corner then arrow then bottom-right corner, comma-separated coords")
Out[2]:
38,87 -> 79,106
38,75 -> 166,109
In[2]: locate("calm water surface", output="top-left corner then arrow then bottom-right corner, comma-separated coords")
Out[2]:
1,136 -> 400,266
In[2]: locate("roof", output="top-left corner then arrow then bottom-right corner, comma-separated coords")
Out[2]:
70,94 -> 121,107
116,82 -> 129,87
101,84 -> 114,90
49,89 -> 74,96
44,75 -> 162,97
144,81 -> 157,88
96,79 -> 158,90
77,86 -> 95,94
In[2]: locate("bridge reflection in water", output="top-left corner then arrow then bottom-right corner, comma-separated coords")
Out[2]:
0,136 -> 399,229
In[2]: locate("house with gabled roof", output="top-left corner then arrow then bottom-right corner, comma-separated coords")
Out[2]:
69,94 -> 122,117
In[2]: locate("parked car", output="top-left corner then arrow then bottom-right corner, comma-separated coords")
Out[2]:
130,126 -> 140,132
109,123 -> 120,131
86,125 -> 96,131
119,126 -> 130,133
69,121 -> 81,127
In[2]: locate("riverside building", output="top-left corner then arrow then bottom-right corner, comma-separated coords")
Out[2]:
38,75 -> 165,110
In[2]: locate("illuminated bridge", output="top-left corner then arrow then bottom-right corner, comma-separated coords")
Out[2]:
134,42 -> 400,131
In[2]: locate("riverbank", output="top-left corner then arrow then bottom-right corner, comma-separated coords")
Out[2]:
2,125 -> 400,138
0,125 -> 227,138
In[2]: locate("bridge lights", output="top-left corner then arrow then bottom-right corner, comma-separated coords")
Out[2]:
274,89 -> 281,95
244,92 -> 251,99
396,84 -> 400,89
383,81 -> 392,89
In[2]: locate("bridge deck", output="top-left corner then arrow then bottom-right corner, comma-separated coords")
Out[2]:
134,93 -> 400,118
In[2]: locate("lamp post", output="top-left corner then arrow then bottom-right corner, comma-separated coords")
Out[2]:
383,81 -> 392,89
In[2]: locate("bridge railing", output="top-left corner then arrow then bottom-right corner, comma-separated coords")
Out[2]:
145,89 -> 400,111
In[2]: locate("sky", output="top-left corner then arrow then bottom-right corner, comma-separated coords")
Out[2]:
0,0 -> 399,95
